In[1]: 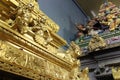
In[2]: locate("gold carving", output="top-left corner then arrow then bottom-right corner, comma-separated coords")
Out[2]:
0,41 -> 70,79
112,67 -> 120,80
78,67 -> 89,80
13,3 -> 34,34
0,40 -> 8,58
98,1 -> 120,31
69,60 -> 89,80
69,60 -> 80,80
56,41 -> 82,63
68,41 -> 82,57
33,23 -> 53,46
88,34 -> 107,52
34,29 -> 47,46
0,0 -> 90,80
47,44 -> 57,54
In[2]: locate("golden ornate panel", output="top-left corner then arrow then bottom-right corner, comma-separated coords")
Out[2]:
0,0 -> 89,80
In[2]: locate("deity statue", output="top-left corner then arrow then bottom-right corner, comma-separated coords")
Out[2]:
56,41 -> 82,63
34,29 -> 47,46
31,15 -> 53,46
106,13 -> 118,31
88,34 -> 107,52
69,60 -> 80,80
13,3 -> 34,34
56,50 -> 74,63
77,67 -> 89,80
69,41 -> 82,57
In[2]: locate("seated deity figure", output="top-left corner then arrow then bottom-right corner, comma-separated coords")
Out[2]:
88,34 -> 107,52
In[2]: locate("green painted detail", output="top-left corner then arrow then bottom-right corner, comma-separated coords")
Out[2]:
75,30 -> 120,48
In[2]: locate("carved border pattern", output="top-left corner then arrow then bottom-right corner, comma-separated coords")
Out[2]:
0,40 -> 69,80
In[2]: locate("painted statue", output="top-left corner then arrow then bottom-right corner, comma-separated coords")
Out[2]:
88,34 -> 107,52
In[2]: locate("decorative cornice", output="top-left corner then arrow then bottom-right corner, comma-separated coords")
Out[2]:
0,20 -> 72,71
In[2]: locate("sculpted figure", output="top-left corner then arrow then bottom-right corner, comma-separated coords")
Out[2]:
16,51 -> 25,66
34,29 -> 47,46
4,47 -> 18,62
69,60 -> 80,80
47,45 -> 57,54
34,27 -> 53,46
5,19 -> 14,26
69,41 -> 82,57
112,67 -> 120,79
88,34 -> 107,52
77,67 -> 89,80
56,49 -> 74,63
0,41 -> 8,58
13,3 -> 34,34
56,41 -> 82,63
106,13 -> 117,31
32,57 -> 43,72
65,41 -> 82,61
32,17 -> 53,46
45,19 -> 59,33
26,55 -> 35,69
32,0 -> 40,11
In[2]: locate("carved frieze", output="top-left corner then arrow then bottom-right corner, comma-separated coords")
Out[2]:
0,40 -> 70,80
